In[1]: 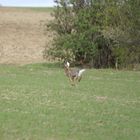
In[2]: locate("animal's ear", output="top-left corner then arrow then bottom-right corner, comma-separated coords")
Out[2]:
64,60 -> 70,67
66,61 -> 70,67
64,61 -> 68,67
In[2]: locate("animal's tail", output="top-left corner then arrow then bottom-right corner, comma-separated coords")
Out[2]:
78,69 -> 85,77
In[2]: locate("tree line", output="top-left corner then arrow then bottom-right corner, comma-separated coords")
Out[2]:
44,0 -> 140,69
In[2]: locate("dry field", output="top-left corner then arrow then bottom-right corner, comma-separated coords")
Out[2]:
0,7 -> 53,65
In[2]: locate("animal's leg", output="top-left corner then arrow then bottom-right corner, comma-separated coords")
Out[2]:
69,77 -> 75,86
78,76 -> 82,82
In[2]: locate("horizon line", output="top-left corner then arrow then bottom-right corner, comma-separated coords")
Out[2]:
0,5 -> 55,8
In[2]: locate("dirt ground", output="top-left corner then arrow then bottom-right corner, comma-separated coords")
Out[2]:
0,7 -> 53,65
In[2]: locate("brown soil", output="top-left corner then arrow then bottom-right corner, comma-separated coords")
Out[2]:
0,7 -> 53,65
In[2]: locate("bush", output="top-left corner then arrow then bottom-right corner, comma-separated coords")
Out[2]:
44,0 -> 140,69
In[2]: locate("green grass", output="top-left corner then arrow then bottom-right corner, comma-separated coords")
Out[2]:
0,63 -> 140,140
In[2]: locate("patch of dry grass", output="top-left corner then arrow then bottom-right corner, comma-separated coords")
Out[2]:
0,7 -> 53,65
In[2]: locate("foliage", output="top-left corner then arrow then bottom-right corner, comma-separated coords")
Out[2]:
45,0 -> 140,69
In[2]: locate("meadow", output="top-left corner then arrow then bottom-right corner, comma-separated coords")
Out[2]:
0,7 -> 52,65
0,63 -> 139,140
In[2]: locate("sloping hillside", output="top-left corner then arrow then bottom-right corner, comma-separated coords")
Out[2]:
0,7 -> 53,64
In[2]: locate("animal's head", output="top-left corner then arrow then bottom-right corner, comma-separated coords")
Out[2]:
64,61 -> 70,69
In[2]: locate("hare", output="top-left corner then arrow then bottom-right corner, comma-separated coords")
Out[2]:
64,61 -> 85,86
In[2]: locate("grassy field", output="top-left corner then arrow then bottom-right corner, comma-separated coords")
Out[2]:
0,63 -> 139,140
0,7 -> 53,65
8,7 -> 54,12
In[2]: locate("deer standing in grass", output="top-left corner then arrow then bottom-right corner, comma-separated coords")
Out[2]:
64,61 -> 85,86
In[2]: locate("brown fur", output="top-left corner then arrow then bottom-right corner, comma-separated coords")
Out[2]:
64,63 -> 82,86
